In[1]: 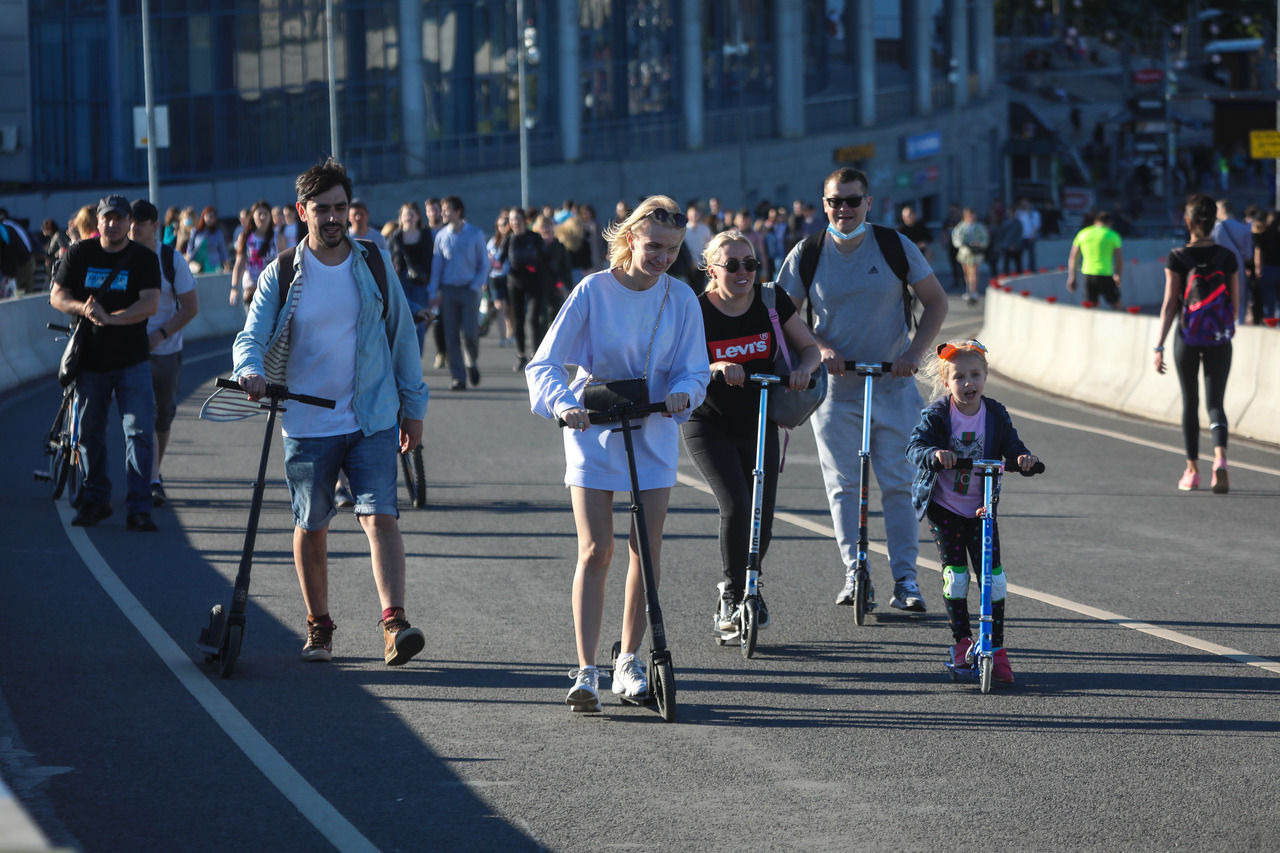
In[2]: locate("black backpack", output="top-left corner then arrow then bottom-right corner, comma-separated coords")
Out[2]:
275,239 -> 390,318
159,243 -> 176,284
797,224 -> 916,331
0,223 -> 32,276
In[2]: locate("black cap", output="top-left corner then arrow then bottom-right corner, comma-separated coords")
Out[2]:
349,198 -> 368,211
97,194 -> 132,218
131,200 -> 159,222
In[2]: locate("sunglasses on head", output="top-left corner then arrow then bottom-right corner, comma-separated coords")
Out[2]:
936,340 -> 988,361
824,195 -> 866,209
646,208 -> 688,229
713,257 -> 760,274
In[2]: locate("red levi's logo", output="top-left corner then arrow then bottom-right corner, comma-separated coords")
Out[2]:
709,333 -> 771,363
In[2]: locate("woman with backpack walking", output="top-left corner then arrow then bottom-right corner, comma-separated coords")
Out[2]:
1155,194 -> 1239,494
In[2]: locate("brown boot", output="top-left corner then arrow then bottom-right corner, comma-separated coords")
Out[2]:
381,610 -> 425,666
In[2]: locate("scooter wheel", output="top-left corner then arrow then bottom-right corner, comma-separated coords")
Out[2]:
610,640 -> 621,667
652,659 -> 676,723
979,655 -> 993,694
853,570 -> 868,626
219,622 -> 243,679
739,599 -> 758,660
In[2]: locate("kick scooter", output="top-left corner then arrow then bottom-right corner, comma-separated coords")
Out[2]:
708,370 -> 814,658
940,457 -> 1045,693
841,361 -> 896,626
562,399 -> 678,722
196,378 -> 335,678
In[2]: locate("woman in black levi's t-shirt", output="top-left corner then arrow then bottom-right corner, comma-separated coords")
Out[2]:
681,229 -> 821,634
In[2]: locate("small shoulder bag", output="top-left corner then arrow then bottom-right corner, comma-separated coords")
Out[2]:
582,278 -> 670,413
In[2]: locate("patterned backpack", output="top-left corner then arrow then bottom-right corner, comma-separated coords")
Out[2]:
1176,247 -> 1235,347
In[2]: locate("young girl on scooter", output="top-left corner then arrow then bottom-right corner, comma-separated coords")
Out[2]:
526,196 -> 709,712
906,340 -> 1038,684
681,230 -> 820,635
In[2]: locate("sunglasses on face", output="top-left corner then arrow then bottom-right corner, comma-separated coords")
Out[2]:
824,195 -> 866,209
936,340 -> 988,361
713,257 -> 760,274
646,208 -> 688,229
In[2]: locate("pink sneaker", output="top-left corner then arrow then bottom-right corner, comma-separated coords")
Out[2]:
1211,464 -> 1229,494
1177,470 -> 1200,491
951,637 -> 974,668
992,648 -> 1014,684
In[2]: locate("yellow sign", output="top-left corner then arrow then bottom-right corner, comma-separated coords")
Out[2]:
834,144 -> 875,163
1250,130 -> 1280,159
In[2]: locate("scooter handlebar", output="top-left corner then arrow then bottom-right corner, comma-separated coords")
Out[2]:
46,322 -> 72,334
933,457 -> 1046,476
710,369 -> 816,389
215,377 -> 337,409
557,400 -> 669,427
843,361 -> 896,375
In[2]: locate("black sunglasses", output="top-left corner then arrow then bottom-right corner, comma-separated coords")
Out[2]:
646,208 -> 688,229
712,257 -> 760,274
824,195 -> 866,209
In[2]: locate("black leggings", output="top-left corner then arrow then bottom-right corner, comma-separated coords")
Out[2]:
507,274 -> 546,355
681,414 -> 780,595
1173,335 -> 1231,460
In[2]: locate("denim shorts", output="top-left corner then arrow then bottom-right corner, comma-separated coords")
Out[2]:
282,427 -> 399,530
149,351 -> 182,431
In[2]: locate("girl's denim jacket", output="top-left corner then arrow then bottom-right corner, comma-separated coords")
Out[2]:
232,237 -> 429,434
906,395 -> 1030,519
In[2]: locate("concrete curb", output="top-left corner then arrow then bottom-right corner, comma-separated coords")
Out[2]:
982,286 -> 1278,447
0,273 -> 241,396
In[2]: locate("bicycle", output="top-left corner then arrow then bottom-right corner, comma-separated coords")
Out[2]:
940,457 -> 1045,693
32,323 -> 85,507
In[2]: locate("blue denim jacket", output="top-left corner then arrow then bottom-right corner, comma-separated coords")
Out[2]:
232,237 -> 429,434
906,395 -> 1029,519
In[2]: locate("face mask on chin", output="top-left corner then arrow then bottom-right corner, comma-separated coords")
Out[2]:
827,221 -> 866,242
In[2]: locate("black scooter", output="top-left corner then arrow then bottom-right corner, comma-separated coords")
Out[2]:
196,378 -> 334,678
562,399 -> 677,722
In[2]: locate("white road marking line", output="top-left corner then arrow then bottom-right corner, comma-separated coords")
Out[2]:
675,472 -> 1280,675
56,502 -> 379,852
1005,406 -> 1280,478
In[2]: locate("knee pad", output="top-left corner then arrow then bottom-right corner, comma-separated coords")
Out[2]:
992,565 -> 1007,601
942,566 -> 969,600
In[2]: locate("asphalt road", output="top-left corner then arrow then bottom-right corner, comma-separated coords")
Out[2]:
2,301 -> 1278,852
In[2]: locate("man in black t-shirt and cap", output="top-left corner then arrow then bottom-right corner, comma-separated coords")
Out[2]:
50,194 -> 162,530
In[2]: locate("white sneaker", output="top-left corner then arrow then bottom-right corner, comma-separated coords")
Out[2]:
611,653 -> 648,698
715,581 -> 737,632
835,573 -> 857,605
565,666 -> 600,712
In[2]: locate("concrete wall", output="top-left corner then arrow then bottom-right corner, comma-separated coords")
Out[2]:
0,273 -> 240,394
981,287 -> 1279,447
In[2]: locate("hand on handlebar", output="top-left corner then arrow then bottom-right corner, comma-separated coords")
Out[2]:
712,362 -> 745,387
663,392 -> 690,416
788,368 -> 812,391
1016,453 -> 1039,473
821,346 -> 846,377
561,406 -> 590,431
890,352 -> 920,378
238,373 -> 267,401
933,449 -> 957,469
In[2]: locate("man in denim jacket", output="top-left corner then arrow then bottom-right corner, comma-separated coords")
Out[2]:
233,158 -> 430,667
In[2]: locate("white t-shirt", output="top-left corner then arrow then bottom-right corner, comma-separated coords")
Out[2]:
146,246 -> 196,356
282,248 -> 362,438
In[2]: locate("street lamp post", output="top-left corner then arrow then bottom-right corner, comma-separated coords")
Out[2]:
325,0 -> 340,160
517,0 -> 529,209
139,0 -> 159,203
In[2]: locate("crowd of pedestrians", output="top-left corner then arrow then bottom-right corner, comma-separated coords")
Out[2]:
27,154 -> 1276,705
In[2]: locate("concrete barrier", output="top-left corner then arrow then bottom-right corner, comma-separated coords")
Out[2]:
982,287 -> 1279,447
0,273 -> 242,396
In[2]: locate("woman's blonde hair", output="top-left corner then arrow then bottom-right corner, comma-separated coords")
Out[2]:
921,339 -> 989,399
602,194 -> 684,270
699,229 -> 755,292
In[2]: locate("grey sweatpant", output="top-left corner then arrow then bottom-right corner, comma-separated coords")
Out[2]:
810,374 -> 923,586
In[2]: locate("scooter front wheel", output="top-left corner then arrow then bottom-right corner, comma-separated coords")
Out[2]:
739,598 -> 759,660
979,655 -> 993,694
651,658 -> 676,723
853,568 -> 868,626
219,622 -> 243,679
